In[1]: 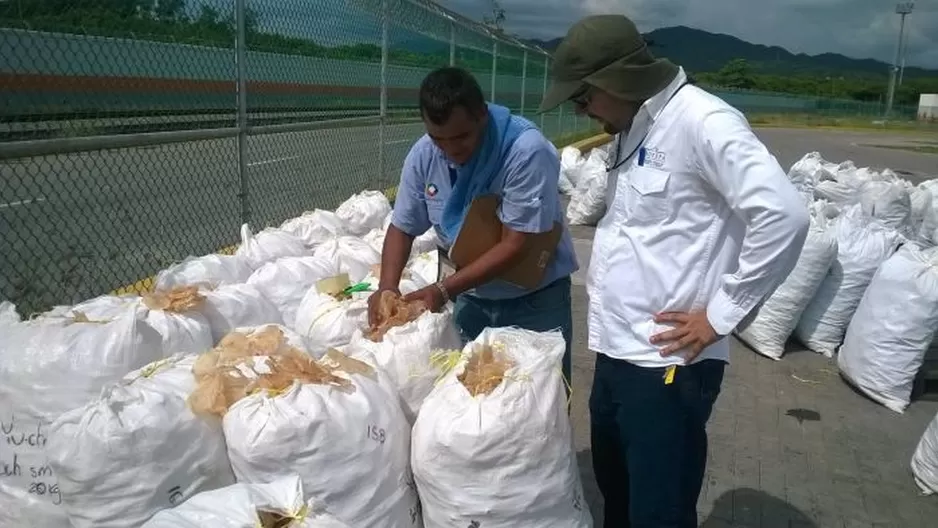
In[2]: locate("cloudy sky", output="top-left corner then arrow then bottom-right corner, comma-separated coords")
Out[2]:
444,0 -> 938,69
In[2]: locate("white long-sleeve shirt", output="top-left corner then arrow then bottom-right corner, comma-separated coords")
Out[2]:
587,68 -> 810,367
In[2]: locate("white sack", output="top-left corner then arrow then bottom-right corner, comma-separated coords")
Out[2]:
60,293 -> 214,356
837,245 -> 938,413
916,184 -> 938,246
235,224 -> 309,270
280,209 -> 346,249
559,146 -> 584,195
143,475 -> 352,528
197,284 -> 283,343
313,236 -> 381,283
407,250 -> 440,286
335,190 -> 393,237
294,290 -> 369,354
364,226 -> 440,257
794,205 -> 903,357
736,214 -> 838,360
412,327 -> 592,528
787,151 -> 834,199
247,256 -> 339,326
0,307 -> 164,528
223,366 -> 418,528
347,309 -> 462,422
859,180 -> 913,236
154,254 -> 253,290
566,148 -> 608,226
912,411 -> 938,495
0,301 -> 19,325
46,355 -> 235,528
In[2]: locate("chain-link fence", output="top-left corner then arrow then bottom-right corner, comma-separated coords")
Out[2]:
0,0 -> 597,314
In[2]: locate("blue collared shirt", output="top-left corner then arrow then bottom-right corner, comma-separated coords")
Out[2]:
391,128 -> 579,300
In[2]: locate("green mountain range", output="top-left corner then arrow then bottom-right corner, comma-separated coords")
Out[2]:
528,25 -> 938,79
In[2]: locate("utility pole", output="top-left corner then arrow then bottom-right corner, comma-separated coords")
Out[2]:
885,2 -> 914,118
898,22 -> 910,87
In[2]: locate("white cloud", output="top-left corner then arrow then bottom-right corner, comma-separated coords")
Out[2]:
444,0 -> 938,68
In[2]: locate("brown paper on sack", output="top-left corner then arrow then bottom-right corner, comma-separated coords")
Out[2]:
448,195 -> 562,290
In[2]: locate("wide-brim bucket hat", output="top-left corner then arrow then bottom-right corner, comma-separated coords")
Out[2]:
538,15 -> 679,113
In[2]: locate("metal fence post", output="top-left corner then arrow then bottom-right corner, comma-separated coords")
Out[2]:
379,0 -> 389,186
449,21 -> 456,66
490,39 -> 497,102
558,103 -> 564,137
520,49 -> 527,116
235,0 -> 249,224
540,54 -> 548,129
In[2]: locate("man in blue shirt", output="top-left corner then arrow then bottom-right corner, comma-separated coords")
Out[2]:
369,66 -> 579,383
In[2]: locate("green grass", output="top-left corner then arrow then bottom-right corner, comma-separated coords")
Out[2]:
746,112 -> 938,134
863,144 -> 938,155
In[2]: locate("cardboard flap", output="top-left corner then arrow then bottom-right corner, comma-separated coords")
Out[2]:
449,195 -> 563,290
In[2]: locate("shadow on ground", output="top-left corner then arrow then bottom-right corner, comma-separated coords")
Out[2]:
701,488 -> 817,527
577,450 -> 817,527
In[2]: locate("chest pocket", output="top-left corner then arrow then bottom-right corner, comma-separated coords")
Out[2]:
426,197 -> 445,225
626,166 -> 672,224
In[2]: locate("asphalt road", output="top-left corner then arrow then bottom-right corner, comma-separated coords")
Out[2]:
0,115 -> 590,313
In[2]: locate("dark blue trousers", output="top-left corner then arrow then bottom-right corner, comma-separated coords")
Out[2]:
452,276 -> 573,386
589,353 -> 725,528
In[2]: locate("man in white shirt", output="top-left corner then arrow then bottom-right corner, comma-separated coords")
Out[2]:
540,14 -> 810,528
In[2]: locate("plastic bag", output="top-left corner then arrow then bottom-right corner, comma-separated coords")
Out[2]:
837,245 -> 938,413
313,236 -> 381,283
0,307 -> 164,528
143,475 -> 352,528
794,205 -> 903,357
412,327 -> 592,528
154,254 -> 254,291
280,209 -> 346,249
220,348 -> 419,528
335,190 -> 393,237
736,214 -> 839,360
347,292 -> 462,422
912,411 -> 938,495
196,284 -> 284,344
46,355 -> 235,528
247,256 -> 339,327
566,148 -> 608,226
235,224 -> 309,270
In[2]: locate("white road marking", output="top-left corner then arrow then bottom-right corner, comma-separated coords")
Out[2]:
0,197 -> 46,209
248,155 -> 300,167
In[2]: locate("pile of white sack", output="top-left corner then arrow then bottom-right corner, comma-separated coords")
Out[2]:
0,189 -> 589,527
735,152 -> 938,413
559,144 -> 613,226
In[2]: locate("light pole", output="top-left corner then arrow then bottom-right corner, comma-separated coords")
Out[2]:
885,2 -> 914,118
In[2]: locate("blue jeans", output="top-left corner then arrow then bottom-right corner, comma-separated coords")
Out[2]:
589,354 -> 725,528
452,276 -> 573,386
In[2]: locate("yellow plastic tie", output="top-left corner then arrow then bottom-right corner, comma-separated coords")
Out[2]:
664,365 -> 676,385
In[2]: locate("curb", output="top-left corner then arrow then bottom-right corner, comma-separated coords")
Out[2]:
569,133 -> 613,152
110,132 -> 614,296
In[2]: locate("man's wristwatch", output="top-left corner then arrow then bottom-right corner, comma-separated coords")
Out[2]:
433,281 -> 450,304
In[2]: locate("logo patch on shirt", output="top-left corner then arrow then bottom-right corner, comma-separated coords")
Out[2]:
425,183 -> 439,197
643,147 -> 667,169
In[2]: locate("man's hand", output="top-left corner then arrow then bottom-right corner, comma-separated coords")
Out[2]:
367,287 -> 400,327
402,285 -> 447,313
650,311 -> 721,364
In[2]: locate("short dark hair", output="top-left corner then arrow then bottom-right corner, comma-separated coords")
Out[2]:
418,67 -> 487,125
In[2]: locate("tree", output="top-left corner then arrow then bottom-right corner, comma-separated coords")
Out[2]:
715,58 -> 756,90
